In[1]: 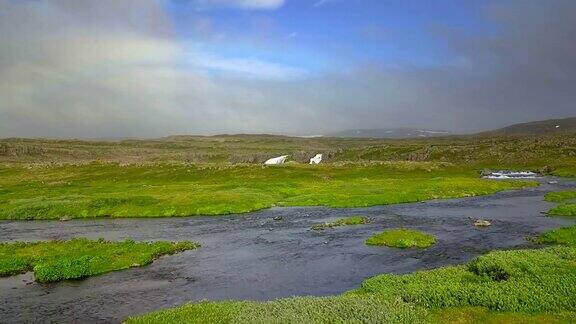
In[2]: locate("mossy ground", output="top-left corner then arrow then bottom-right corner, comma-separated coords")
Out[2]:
0,162 -> 534,220
0,238 -> 198,282
544,191 -> 576,203
549,204 -> 576,216
365,229 -> 436,248
357,246 -> 576,312
545,190 -> 576,216
429,307 -> 576,324
537,225 -> 576,246
311,215 -> 368,230
129,297 -> 427,324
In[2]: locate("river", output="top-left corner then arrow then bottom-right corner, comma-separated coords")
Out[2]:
1,177 -> 575,323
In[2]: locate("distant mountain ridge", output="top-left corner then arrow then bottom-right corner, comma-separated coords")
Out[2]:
327,117 -> 576,139
327,128 -> 451,139
481,117 -> 576,136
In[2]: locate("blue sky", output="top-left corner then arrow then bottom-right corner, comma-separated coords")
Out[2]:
166,0 -> 493,77
1,0 -> 575,137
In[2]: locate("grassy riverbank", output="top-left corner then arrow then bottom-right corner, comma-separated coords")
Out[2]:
0,238 -> 198,282
537,225 -> 576,246
545,190 -> 576,216
0,162 -> 534,220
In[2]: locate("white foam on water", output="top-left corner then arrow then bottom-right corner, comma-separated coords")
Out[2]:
483,171 -> 540,179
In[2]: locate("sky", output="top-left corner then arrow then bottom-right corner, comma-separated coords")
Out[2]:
0,0 -> 575,138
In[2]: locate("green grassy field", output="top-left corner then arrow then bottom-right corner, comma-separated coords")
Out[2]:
128,229 -> 576,324
0,238 -> 198,282
1,133 -> 573,220
365,229 -> 436,248
0,162 -> 535,220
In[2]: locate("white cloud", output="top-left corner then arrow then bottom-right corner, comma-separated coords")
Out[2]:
313,0 -> 334,8
190,52 -> 306,79
195,0 -> 285,10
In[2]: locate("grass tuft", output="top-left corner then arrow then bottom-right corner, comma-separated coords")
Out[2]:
545,190 -> 576,217
430,307 -> 576,324
544,191 -> 576,203
311,215 -> 368,230
536,225 -> 576,246
548,204 -> 576,216
365,229 -> 436,248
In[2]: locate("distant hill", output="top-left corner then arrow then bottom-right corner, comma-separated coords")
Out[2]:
327,128 -> 451,139
481,117 -> 576,136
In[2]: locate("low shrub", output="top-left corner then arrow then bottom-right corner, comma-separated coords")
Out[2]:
312,215 -> 368,230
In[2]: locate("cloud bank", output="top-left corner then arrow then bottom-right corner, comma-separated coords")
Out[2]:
0,0 -> 575,138
195,0 -> 285,10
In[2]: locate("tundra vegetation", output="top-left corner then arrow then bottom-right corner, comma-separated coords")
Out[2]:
545,191 -> 576,216
0,238 -> 198,282
537,225 -> 576,246
549,204 -> 576,216
311,215 -> 368,230
1,133 -> 575,168
365,229 -> 436,248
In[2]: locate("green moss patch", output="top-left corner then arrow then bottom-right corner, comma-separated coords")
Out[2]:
553,167 -> 576,178
357,246 -> 576,313
365,229 -> 436,248
312,216 -> 368,230
545,191 -> 576,203
0,238 -> 198,282
545,190 -> 576,217
430,307 -> 576,324
537,225 -> 576,246
548,204 -> 576,216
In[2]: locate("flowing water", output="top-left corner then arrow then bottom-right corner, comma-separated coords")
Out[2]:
1,177 -> 575,323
